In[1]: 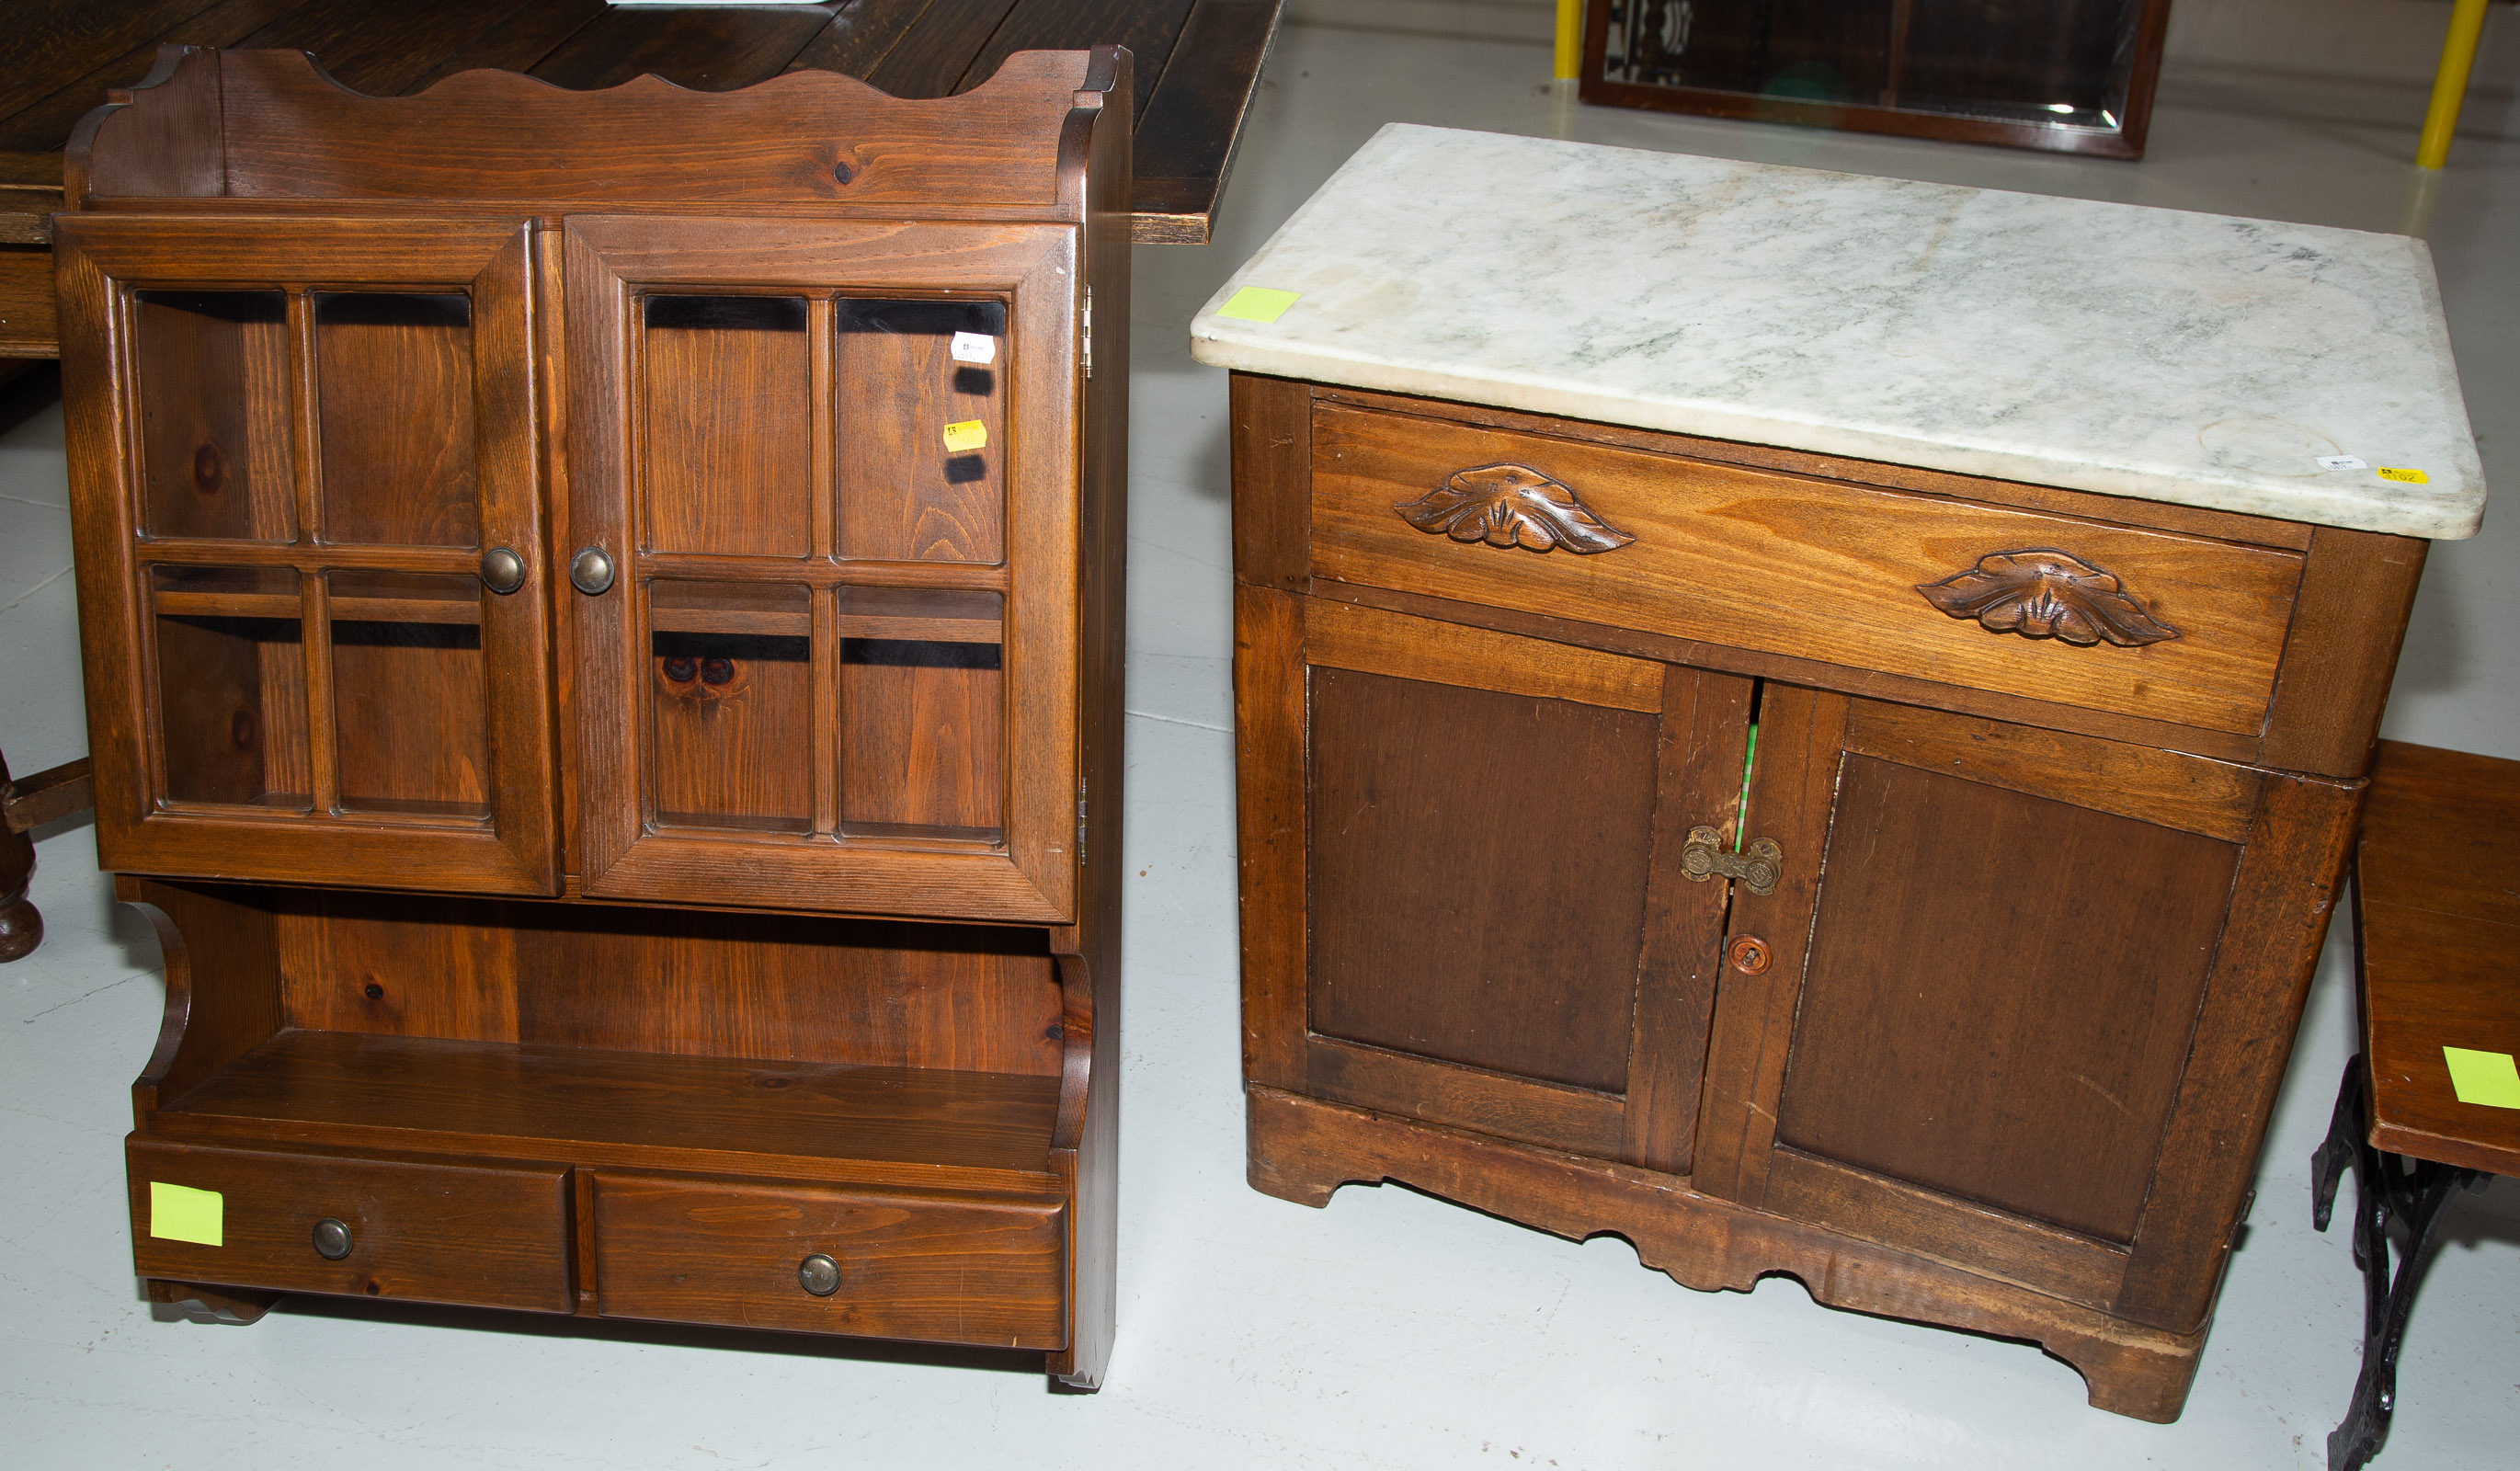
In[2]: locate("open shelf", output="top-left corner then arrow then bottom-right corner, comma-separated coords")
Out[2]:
160,1031 -> 1063,1186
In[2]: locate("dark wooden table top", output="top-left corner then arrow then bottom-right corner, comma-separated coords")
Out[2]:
0,0 -> 1283,357
2357,739 -> 2520,1177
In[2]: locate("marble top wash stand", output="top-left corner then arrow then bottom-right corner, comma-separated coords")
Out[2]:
1195,125 -> 2484,1420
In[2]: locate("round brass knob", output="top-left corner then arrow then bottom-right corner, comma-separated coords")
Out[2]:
479,546 -> 525,595
569,546 -> 616,596
1727,934 -> 1773,976
797,1252 -> 841,1296
312,1217 -> 353,1260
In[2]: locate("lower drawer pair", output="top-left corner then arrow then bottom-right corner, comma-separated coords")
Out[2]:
125,1139 -> 1066,1347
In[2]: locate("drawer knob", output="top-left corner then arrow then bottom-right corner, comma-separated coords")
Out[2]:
1916,550 -> 2178,647
478,546 -> 526,595
312,1217 -> 353,1260
1395,463 -> 1634,554
1682,827 -> 1782,895
797,1252 -> 842,1296
569,546 -> 617,596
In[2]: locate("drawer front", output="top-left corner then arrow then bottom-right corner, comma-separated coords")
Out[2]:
1311,405 -> 2306,736
126,1139 -> 572,1312
591,1173 -> 1066,1348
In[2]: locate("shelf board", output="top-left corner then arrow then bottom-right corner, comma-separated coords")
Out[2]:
159,1031 -> 1063,1188
155,591 -> 485,625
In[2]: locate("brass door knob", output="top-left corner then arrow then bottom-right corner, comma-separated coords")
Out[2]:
312,1217 -> 353,1260
569,546 -> 616,595
797,1252 -> 841,1296
479,546 -> 525,595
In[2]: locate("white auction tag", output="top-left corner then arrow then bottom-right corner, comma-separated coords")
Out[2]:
951,331 -> 997,365
2316,454 -> 2366,470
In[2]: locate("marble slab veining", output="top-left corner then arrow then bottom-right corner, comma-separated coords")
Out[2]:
1190,124 -> 2486,540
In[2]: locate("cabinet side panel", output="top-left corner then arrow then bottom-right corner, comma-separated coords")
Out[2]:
1306,667 -> 1654,1095
1236,583 -> 1308,1090
1773,755 -> 2237,1243
2113,773 -> 2357,1331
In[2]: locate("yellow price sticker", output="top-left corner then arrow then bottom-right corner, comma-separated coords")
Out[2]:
149,1181 -> 223,1246
941,420 -> 987,454
1215,286 -> 1300,324
2444,1046 -> 2520,1109
2376,467 -> 2428,484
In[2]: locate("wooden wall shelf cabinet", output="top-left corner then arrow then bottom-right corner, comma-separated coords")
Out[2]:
1195,128 -> 2486,1422
60,45 -> 1128,1386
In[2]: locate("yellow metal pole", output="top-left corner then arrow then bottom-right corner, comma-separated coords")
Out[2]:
2416,0 -> 2491,168
1555,0 -> 1583,83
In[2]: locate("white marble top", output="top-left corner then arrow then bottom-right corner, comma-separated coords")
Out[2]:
1190,125 -> 2485,540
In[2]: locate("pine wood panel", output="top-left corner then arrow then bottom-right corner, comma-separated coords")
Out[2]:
1233,582 -> 1307,1091
841,644 -> 1005,835
1304,1035 -> 1626,1157
1311,403 -> 2305,736
1689,683 -> 1847,1204
1130,0 -> 1281,241
1842,701 -> 2262,844
164,1030 -> 1065,1178
1621,663 -> 1751,1174
563,215 -> 1076,923
1228,371 -> 1310,590
1763,1149 -> 2129,1309
641,294 -> 812,558
1307,664 -> 1656,1095
56,214 -> 557,895
592,1171 -> 1066,1347
525,2 -> 836,92
314,291 -> 480,546
106,47 -> 1090,210
1773,751 -> 2240,1243
2356,740 -> 2520,1176
2113,773 -> 2357,1331
1247,1085 -> 2209,1422
1306,596 -> 1663,713
277,890 -> 1065,1077
130,290 -> 294,541
126,1137 -> 574,1312
834,297 -> 1006,564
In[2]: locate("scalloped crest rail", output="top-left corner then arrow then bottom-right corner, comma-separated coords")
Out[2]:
0,0 -> 1284,357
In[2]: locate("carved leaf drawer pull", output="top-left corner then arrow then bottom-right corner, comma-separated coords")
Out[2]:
1395,463 -> 1635,553
1915,549 -> 2179,647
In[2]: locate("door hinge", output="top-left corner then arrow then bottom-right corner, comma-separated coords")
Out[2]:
1077,779 -> 1089,866
1081,287 -> 1093,380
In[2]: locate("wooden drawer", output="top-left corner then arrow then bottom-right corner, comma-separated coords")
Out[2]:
590,1173 -> 1066,1348
1310,404 -> 2307,736
126,1138 -> 573,1311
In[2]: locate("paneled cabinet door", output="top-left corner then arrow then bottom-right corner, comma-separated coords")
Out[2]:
1240,592 -> 1750,1168
562,218 -> 1080,922
53,216 -> 557,895
1690,690 -> 2355,1331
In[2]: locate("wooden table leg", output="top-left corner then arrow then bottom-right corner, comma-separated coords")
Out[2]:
0,752 -> 97,963
2312,1054 -> 2493,1471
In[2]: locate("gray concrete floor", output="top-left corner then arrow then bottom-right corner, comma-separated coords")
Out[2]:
3,20 -> 2515,1469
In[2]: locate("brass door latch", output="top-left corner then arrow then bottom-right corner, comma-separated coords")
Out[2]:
1681,827 -> 1782,895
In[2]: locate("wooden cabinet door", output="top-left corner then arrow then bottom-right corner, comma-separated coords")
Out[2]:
1691,690 -> 2355,1330
54,216 -> 557,895
561,218 -> 1079,923
1240,592 -> 1752,1167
